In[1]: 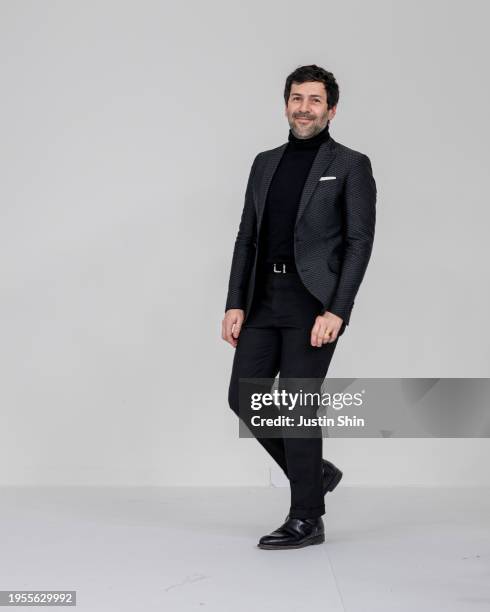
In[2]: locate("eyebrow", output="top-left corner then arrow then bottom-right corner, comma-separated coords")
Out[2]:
290,93 -> 324,99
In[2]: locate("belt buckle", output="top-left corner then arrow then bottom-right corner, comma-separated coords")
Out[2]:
273,263 -> 286,273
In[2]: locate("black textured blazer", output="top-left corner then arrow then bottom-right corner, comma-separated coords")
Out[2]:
224,136 -> 377,326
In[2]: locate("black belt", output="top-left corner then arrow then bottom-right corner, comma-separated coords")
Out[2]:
260,261 -> 298,274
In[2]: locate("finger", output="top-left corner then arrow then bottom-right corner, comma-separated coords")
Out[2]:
225,317 -> 235,345
227,317 -> 241,347
323,324 -> 335,342
232,320 -> 242,338
325,326 -> 340,343
314,320 -> 327,347
310,320 -> 322,346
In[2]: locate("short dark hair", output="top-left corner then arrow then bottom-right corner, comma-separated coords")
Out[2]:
284,64 -> 339,109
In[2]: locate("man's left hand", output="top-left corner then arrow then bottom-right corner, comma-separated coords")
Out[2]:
310,311 -> 343,347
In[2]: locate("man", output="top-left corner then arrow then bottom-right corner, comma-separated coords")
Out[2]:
222,65 -> 377,549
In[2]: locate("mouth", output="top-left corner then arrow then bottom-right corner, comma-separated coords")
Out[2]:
296,118 -> 313,123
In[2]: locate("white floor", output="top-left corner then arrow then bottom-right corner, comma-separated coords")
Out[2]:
0,486 -> 489,611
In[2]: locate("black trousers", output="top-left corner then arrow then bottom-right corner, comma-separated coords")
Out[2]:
227,268 -> 345,519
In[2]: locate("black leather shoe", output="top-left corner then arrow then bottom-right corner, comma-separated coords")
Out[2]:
258,516 -> 325,550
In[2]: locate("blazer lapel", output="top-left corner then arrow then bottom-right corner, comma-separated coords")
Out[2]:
295,136 -> 337,229
255,143 -> 287,230
255,136 -> 338,233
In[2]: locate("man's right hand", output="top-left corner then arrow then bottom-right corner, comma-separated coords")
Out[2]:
221,309 -> 245,348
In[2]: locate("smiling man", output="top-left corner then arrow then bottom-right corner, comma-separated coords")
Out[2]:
222,64 -> 377,550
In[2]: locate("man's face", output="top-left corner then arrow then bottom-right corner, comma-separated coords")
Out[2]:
285,81 -> 336,139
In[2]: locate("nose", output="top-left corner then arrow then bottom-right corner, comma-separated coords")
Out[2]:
297,99 -> 312,116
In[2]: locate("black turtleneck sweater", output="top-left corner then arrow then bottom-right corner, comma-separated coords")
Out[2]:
257,122 -> 330,267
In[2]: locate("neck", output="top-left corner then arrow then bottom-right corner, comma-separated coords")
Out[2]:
288,122 -> 330,149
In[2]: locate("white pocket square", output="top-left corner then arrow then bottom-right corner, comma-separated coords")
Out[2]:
319,176 -> 336,181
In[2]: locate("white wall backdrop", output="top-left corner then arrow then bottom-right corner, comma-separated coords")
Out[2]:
1,0 -> 489,486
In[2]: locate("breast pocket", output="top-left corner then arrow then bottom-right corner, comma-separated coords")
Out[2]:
314,177 -> 340,198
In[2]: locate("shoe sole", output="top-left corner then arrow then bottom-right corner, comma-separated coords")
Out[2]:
257,533 -> 325,550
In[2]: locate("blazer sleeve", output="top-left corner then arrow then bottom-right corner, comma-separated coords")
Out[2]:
327,153 -> 377,324
224,154 -> 260,312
